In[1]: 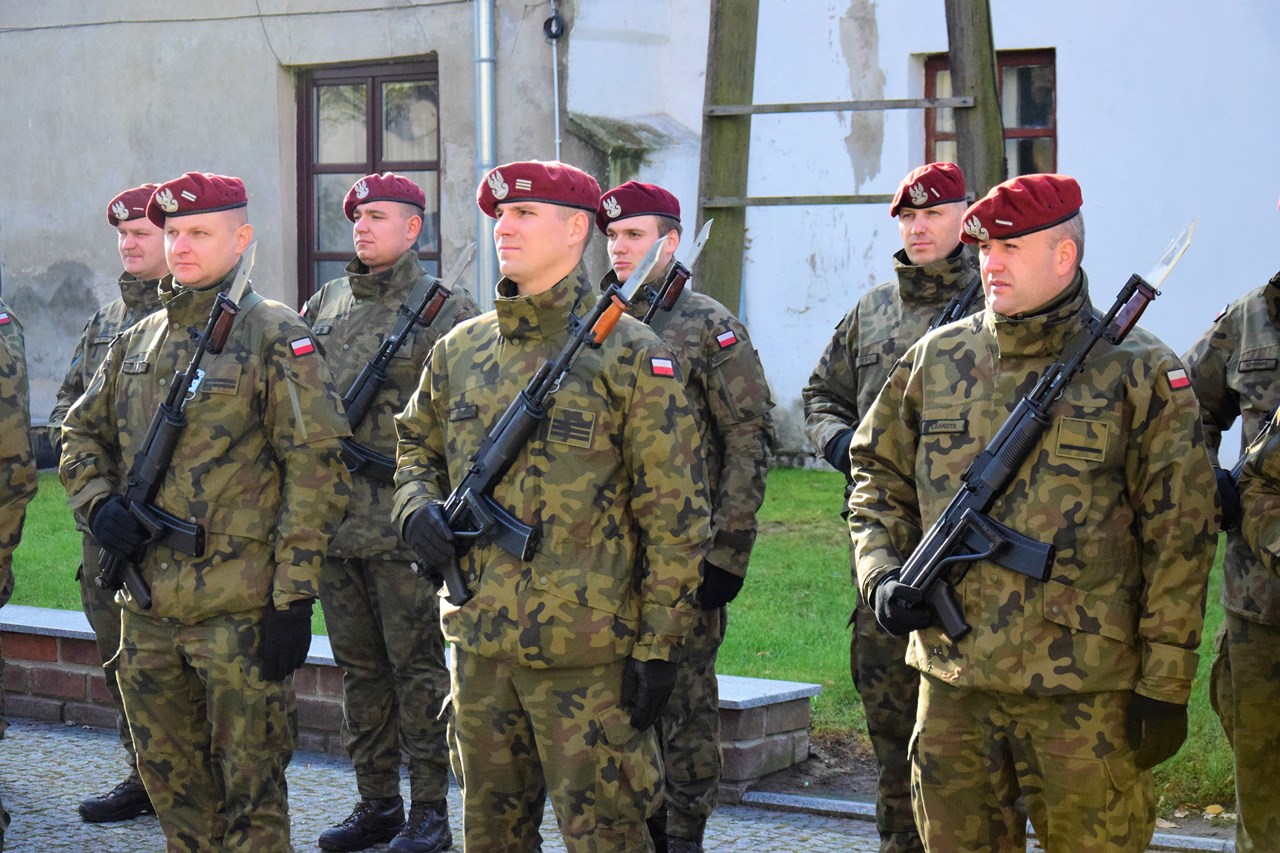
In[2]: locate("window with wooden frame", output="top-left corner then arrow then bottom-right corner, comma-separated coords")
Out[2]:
297,59 -> 440,305
925,49 -> 1056,177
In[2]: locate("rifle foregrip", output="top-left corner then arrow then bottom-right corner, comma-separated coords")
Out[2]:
590,296 -> 628,345
342,368 -> 383,428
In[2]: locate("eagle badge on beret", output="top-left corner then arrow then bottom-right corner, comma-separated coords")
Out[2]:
603,196 -> 622,219
155,188 -> 179,213
963,215 -> 989,241
487,170 -> 509,201
909,182 -> 929,206
354,180 -> 369,200
111,201 -> 130,222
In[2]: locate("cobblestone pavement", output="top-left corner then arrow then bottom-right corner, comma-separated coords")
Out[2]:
0,719 -> 1232,852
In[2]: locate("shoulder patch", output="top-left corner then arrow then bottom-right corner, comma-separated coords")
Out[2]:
715,329 -> 738,349
290,336 -> 316,357
0,312 -> 11,325
650,357 -> 675,377
1167,368 -> 1191,390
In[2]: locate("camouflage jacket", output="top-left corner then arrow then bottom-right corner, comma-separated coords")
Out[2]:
601,267 -> 774,576
847,271 -> 1217,704
0,310 -> 38,606
304,250 -> 480,559
49,274 -> 163,444
392,271 -> 710,669
803,247 -> 980,470
1183,272 -> 1280,623
59,263 -> 352,622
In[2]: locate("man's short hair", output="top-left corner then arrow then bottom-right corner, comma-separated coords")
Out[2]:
1047,212 -> 1085,267
655,217 -> 684,239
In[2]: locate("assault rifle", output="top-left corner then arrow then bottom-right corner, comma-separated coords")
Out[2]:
894,220 -> 1197,641
340,243 -> 476,482
96,246 -> 258,608
639,220 -> 712,325
429,235 -> 670,605
928,272 -> 983,332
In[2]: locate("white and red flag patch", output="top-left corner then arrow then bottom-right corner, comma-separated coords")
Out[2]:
0,312 -> 10,326
290,337 -> 316,357
716,329 -> 738,349
651,357 -> 675,377
1167,368 -> 1191,390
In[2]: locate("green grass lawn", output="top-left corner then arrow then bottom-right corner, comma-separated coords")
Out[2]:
9,467 -> 1236,809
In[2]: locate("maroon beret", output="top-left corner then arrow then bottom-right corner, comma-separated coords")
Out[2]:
476,160 -> 601,219
107,184 -> 160,227
343,172 -> 426,222
889,162 -> 968,217
146,172 -> 248,228
595,181 -> 681,233
960,173 -> 1083,244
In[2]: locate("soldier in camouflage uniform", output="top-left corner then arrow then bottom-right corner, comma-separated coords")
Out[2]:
60,172 -> 352,852
0,302 -> 40,851
801,162 -> 980,853
1184,198 -> 1280,852
49,183 -> 165,824
848,174 -> 1217,852
596,180 -> 774,853
392,161 -> 711,853
306,173 -> 479,853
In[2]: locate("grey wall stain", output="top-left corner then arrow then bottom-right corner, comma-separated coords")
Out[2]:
7,261 -> 99,421
839,0 -> 886,191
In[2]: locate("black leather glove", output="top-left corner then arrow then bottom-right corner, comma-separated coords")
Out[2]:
620,658 -> 678,731
260,599 -> 314,682
823,429 -> 854,478
1215,466 -> 1242,532
89,496 -> 148,560
1126,693 -> 1188,770
697,562 -> 744,610
402,502 -> 455,583
871,571 -> 932,636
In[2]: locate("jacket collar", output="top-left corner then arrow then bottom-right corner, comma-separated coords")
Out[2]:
984,269 -> 1092,359
496,267 -> 595,341
344,249 -> 420,300
892,245 -> 979,304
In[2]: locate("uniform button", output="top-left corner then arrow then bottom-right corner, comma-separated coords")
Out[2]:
343,344 -> 350,350
159,378 -> 167,386
1050,605 -> 1060,614
160,562 -> 169,570
355,298 -> 363,304
540,576 -> 549,585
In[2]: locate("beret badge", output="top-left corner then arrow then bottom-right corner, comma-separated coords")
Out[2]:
487,170 -> 509,201
963,216 -> 989,241
111,201 -> 130,222
603,196 -> 622,219
155,188 -> 179,213
354,180 -> 369,200
909,183 -> 929,206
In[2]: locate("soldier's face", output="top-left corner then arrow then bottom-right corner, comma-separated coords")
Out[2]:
352,201 -> 422,274
978,229 -> 1076,317
897,202 -> 965,265
117,218 -> 169,281
164,211 -> 254,289
492,201 -> 587,295
605,216 -> 680,284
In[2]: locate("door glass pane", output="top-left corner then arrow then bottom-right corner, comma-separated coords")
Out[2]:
933,70 -> 955,134
1005,137 -> 1055,177
382,81 -> 439,162
1001,65 -> 1054,129
400,170 -> 441,252
315,260 -> 350,290
315,172 -> 365,254
317,84 -> 367,164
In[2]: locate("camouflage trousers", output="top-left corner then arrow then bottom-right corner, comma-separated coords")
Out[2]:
449,648 -> 662,852
849,590 -> 922,853
656,604 -> 725,840
118,608 -> 296,853
1209,612 -> 1280,852
913,675 -> 1152,853
79,535 -> 138,779
319,555 -> 450,802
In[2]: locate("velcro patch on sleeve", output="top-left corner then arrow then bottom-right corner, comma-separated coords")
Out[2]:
0,312 -> 10,325
651,357 -> 675,377
547,408 -> 596,449
716,329 -> 738,349
1167,368 -> 1191,390
290,337 -> 316,357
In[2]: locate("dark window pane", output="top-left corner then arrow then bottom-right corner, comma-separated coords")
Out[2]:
317,84 -> 368,164
1005,137 -> 1055,177
399,170 -> 440,253
316,172 -> 364,254
1001,65 -> 1054,129
382,81 -> 438,162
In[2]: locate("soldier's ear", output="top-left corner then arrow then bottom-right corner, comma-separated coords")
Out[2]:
234,223 -> 255,254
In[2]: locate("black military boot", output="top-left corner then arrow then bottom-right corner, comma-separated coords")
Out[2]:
318,796 -> 406,852
388,799 -> 452,852
78,776 -> 154,823
668,833 -> 705,853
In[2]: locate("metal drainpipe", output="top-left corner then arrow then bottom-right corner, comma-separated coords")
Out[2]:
474,0 -> 498,308
550,0 -> 561,160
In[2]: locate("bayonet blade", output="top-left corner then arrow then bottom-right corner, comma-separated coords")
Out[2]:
1143,218 -> 1197,289
625,233 -> 670,298
228,241 -> 257,305
680,219 -> 714,271
439,242 -> 478,290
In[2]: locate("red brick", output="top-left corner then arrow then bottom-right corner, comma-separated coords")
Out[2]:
292,665 -> 318,696
297,695 -> 344,732
316,665 -> 345,697
6,694 -> 65,723
88,673 -> 120,704
31,667 -> 88,700
61,637 -> 106,667
3,662 -> 29,693
3,632 -> 57,662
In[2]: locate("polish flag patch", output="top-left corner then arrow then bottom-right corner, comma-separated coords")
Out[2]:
716,329 -> 738,349
290,337 -> 316,357
651,357 -> 675,377
1167,368 -> 1190,390
0,313 -> 10,326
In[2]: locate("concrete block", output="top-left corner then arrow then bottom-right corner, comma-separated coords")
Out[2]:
32,667 -> 88,700
765,698 -> 811,736
721,734 -> 794,784
64,700 -> 118,731
719,705 -> 766,742
298,696 -> 344,731
790,729 -> 810,765
6,694 -> 64,722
